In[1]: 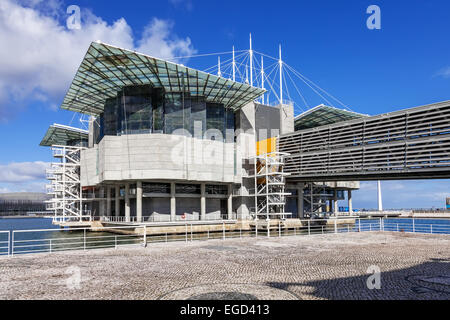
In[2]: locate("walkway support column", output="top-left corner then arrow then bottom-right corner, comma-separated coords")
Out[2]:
99,186 -> 105,216
136,181 -> 142,223
201,183 -> 206,221
114,186 -> 120,217
115,186 -> 120,217
106,186 -> 111,216
227,184 -> 233,220
297,183 -> 304,219
348,190 -> 353,215
377,180 -> 383,211
333,190 -> 339,215
125,183 -> 130,222
170,182 -> 176,221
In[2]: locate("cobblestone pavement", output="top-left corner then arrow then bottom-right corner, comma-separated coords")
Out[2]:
0,232 -> 449,300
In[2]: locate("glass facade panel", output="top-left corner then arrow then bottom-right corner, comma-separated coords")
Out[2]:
104,97 -> 118,136
190,96 -> 206,138
95,84 -> 235,143
164,93 -> 183,134
176,184 -> 201,194
118,85 -> 153,135
205,184 -> 228,195
206,102 -> 225,140
142,183 -> 170,194
152,88 -> 165,133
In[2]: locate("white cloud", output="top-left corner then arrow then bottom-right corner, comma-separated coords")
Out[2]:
0,161 -> 49,183
137,18 -> 195,62
436,66 -> 450,79
169,0 -> 193,11
0,0 -> 196,121
0,187 -> 10,193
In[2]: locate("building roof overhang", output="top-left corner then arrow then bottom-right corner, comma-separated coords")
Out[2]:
40,124 -> 88,147
294,104 -> 368,130
61,41 -> 266,116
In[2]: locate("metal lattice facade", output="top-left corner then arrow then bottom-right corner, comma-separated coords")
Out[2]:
279,100 -> 450,181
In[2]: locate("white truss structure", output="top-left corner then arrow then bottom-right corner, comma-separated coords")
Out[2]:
45,145 -> 86,221
247,152 -> 291,220
189,34 -> 355,117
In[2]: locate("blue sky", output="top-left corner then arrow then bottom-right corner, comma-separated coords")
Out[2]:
0,0 -> 449,209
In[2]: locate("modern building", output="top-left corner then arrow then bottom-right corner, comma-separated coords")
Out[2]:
40,41 -> 359,224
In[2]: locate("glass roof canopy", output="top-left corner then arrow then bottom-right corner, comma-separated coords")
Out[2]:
61,41 -> 266,116
294,104 -> 368,131
40,124 -> 88,147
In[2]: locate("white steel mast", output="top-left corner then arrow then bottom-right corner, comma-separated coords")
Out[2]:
279,44 -> 283,105
249,33 -> 253,86
218,56 -> 222,77
232,46 -> 236,81
261,56 -> 265,105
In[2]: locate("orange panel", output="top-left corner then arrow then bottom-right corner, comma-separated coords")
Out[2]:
256,137 -> 277,156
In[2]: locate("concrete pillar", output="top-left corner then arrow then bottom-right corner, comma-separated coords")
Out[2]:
297,183 -> 304,219
115,186 -> 120,217
227,184 -> 233,220
377,180 -> 383,211
136,181 -> 142,223
333,190 -> 339,215
125,183 -> 130,222
201,183 -> 206,221
99,186 -> 105,216
106,186 -> 111,216
348,190 -> 353,215
170,182 -> 176,221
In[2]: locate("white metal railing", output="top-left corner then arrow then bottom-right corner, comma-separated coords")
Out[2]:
99,214 -> 238,224
11,226 -> 143,256
52,215 -> 93,223
1,218 -> 449,257
0,231 -> 10,256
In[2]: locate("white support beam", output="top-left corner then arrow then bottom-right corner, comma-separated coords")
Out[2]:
136,181 -> 142,223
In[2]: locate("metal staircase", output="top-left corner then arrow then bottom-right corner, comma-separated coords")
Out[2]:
45,145 -> 87,221
246,152 -> 291,220
303,182 -> 334,218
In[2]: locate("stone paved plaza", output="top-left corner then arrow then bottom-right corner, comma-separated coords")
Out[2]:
0,232 -> 449,300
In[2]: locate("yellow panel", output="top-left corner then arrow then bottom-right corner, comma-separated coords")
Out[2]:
256,137 -> 277,156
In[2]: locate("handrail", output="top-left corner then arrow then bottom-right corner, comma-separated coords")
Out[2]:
1,217 -> 448,257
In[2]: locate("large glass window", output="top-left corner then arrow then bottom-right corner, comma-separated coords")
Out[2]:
190,96 -> 206,138
164,93 -> 191,135
104,97 -> 118,136
118,85 -> 153,134
176,184 -> 201,194
96,84 -> 235,142
205,184 -> 228,195
206,102 -> 225,140
152,88 -> 165,133
142,183 -> 170,194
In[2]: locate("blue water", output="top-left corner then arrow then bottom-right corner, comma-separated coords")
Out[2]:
356,218 -> 450,234
0,218 -> 61,255
0,218 -> 138,255
0,217 -> 56,232
0,217 -> 449,256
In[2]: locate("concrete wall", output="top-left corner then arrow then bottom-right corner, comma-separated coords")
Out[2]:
235,102 -> 257,219
255,104 -> 280,140
279,103 -> 295,135
81,133 -> 239,186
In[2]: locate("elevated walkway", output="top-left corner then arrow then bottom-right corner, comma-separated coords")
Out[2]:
279,100 -> 450,181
